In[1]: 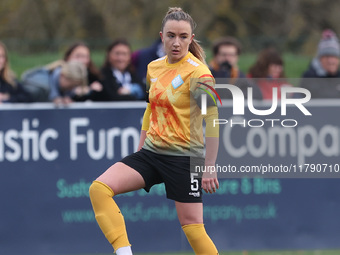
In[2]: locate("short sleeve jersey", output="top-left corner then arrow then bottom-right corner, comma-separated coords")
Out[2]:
143,52 -> 216,157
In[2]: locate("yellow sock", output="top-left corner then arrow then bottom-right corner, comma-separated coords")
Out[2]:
182,224 -> 218,255
89,180 -> 131,252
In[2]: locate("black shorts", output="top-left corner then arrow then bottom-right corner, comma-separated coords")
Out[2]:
120,148 -> 204,203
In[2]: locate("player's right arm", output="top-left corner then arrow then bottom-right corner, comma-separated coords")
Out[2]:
138,68 -> 152,151
138,103 -> 151,150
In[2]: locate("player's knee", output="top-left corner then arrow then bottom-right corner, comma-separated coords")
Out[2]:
178,210 -> 203,226
89,180 -> 115,202
89,181 -> 98,201
180,215 -> 203,226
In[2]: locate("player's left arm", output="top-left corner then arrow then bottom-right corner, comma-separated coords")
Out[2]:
190,67 -> 220,193
202,107 -> 219,194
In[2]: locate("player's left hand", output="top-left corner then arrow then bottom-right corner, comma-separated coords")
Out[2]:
202,169 -> 219,194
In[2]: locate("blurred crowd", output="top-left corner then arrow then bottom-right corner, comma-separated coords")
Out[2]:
0,29 -> 340,104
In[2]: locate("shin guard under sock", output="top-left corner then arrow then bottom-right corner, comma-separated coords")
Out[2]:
182,224 -> 218,255
89,180 -> 131,252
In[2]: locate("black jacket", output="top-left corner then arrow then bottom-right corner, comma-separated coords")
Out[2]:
0,76 -> 32,102
98,66 -> 145,101
301,59 -> 340,98
132,39 -> 163,83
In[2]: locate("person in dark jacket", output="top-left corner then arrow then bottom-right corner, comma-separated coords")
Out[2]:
0,41 -> 31,103
209,37 -> 262,100
100,39 -> 145,101
131,38 -> 165,83
301,29 -> 340,98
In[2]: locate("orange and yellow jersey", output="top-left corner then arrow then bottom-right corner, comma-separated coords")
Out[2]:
142,52 -> 218,157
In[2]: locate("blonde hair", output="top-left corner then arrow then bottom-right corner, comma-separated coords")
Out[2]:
61,61 -> 88,88
45,60 -> 87,88
0,41 -> 16,87
161,7 -> 206,64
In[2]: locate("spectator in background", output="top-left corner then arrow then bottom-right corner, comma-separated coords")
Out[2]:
210,36 -> 243,78
22,60 -> 88,105
131,38 -> 165,83
300,29 -> 340,98
100,39 -> 145,101
63,42 -> 103,101
209,37 -> 262,99
0,41 -> 31,103
248,48 -> 290,99
48,61 -> 88,104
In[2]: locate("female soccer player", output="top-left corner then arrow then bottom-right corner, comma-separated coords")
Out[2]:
89,7 -> 219,255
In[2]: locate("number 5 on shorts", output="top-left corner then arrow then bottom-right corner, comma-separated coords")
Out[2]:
190,173 -> 199,191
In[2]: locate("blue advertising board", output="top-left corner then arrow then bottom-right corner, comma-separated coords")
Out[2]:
0,101 -> 340,254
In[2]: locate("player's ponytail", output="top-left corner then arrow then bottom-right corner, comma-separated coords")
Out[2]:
189,39 -> 206,65
161,7 -> 206,64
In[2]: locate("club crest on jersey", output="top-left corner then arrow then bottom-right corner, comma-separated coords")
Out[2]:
171,75 -> 184,89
